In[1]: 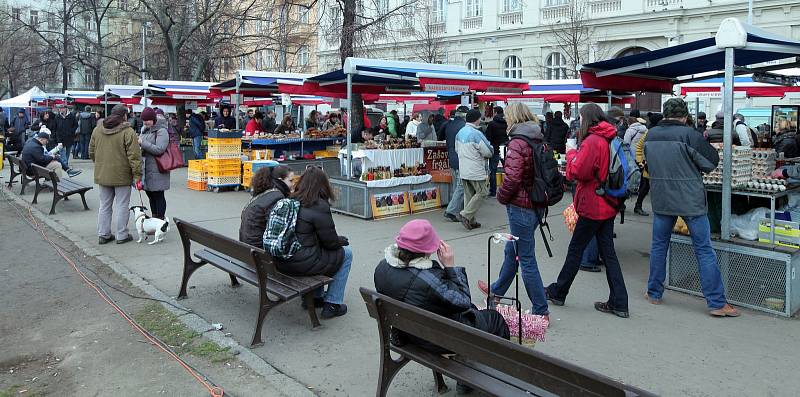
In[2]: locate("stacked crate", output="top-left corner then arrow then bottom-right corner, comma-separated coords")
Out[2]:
187,160 -> 207,191
242,161 -> 253,189
206,131 -> 242,188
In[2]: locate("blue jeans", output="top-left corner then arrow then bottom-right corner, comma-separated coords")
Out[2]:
318,246 -> 352,305
80,134 -> 90,159
192,136 -> 203,159
648,214 -> 727,309
490,205 -> 549,315
581,237 -> 600,268
445,168 -> 464,216
488,153 -> 500,196
58,145 -> 71,170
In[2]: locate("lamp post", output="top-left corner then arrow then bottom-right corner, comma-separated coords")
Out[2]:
141,21 -> 151,101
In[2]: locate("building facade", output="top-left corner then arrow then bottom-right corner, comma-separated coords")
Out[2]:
317,0 -> 800,80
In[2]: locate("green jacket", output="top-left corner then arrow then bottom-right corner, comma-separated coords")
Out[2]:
386,115 -> 398,138
89,122 -> 142,186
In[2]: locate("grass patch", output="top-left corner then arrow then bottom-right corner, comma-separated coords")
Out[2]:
0,385 -> 41,397
133,303 -> 234,363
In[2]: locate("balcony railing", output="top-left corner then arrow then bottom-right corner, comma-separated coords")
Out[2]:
461,16 -> 483,31
541,5 -> 570,21
591,0 -> 621,14
498,11 -> 523,25
645,0 -> 683,8
430,22 -> 446,35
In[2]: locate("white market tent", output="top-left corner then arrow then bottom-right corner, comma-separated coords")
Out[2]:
0,86 -> 48,108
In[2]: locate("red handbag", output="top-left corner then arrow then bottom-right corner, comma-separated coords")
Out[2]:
155,131 -> 184,172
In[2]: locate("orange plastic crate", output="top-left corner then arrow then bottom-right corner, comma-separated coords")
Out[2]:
187,180 -> 207,191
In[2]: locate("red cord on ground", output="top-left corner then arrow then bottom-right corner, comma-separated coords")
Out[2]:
24,207 -> 225,397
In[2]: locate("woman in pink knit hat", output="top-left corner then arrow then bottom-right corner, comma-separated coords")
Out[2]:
373,219 -> 509,345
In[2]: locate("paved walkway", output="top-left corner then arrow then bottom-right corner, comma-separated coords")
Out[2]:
3,160 -> 799,396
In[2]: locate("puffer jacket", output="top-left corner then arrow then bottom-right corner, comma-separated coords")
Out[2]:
239,181 -> 290,247
275,199 -> 344,277
623,122 -> 647,153
139,116 -> 171,192
374,245 -> 473,319
497,122 -> 543,209
455,123 -> 493,181
644,119 -> 719,217
89,121 -> 142,186
565,121 -> 618,221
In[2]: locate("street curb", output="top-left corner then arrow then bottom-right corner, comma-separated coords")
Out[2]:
1,186 -> 315,397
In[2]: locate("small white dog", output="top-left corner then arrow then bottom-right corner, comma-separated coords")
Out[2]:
130,206 -> 170,245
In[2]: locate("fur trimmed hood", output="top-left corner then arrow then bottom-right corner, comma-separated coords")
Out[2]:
384,244 -> 440,270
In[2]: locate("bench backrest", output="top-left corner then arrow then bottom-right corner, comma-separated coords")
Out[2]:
174,217 -> 277,274
32,163 -> 58,183
360,288 -> 654,397
11,155 -> 30,176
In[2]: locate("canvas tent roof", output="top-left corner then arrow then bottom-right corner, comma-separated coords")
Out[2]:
0,86 -> 48,107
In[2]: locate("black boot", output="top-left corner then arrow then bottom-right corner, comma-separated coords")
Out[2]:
634,207 -> 650,216
321,303 -> 348,319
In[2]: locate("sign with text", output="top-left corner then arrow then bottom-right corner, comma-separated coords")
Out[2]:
371,191 -> 410,220
424,146 -> 451,183
409,187 -> 441,213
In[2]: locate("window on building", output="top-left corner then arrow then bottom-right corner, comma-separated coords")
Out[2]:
503,55 -> 522,79
328,6 -> 341,28
84,15 -> 94,31
299,46 -> 309,67
432,0 -> 445,23
545,0 -> 569,6
465,0 -> 482,17
376,0 -> 389,15
30,10 -> 39,27
145,22 -> 155,37
47,12 -> 56,29
119,0 -> 129,11
502,0 -> 521,13
223,58 -> 231,75
298,5 -> 309,23
12,8 -> 21,23
85,67 -> 95,87
466,58 -> 482,74
545,52 -> 568,79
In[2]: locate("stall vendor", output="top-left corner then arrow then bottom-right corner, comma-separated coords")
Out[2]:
245,111 -> 264,136
215,106 -> 236,130
323,113 -> 341,130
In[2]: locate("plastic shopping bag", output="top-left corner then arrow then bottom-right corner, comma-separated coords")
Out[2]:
494,304 -> 549,346
730,207 -> 769,241
563,203 -> 578,233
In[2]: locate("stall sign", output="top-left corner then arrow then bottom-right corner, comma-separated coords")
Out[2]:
424,146 -> 451,183
185,101 -> 198,110
172,94 -> 207,100
425,84 -> 470,92
371,191 -> 410,220
409,187 -> 441,213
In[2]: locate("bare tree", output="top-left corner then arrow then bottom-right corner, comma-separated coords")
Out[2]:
0,14 -> 55,97
408,1 -> 446,63
72,0 -> 116,89
539,0 -> 610,79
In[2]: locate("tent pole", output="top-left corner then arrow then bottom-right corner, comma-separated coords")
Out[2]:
695,97 -> 700,129
235,73 -> 241,130
346,73 -> 353,179
721,47 -> 735,240
607,90 -> 612,108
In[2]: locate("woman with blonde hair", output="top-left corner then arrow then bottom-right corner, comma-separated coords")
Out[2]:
478,103 -> 550,319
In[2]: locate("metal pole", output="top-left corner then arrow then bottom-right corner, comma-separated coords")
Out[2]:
235,73 -> 241,130
695,96 -> 700,129
346,73 -> 353,179
141,23 -> 146,86
607,90 -> 612,108
747,0 -> 754,24
721,47 -> 735,240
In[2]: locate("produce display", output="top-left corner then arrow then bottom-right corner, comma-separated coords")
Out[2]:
703,146 -> 792,193
361,163 -> 428,181
306,126 -> 346,139
364,137 -> 421,150
703,145 -> 752,188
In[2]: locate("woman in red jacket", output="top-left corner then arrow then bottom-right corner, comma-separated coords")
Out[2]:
477,103 -> 549,318
545,103 -> 630,318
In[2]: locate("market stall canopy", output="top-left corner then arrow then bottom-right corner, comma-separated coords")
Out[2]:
681,73 -> 800,98
213,70 -> 312,98
134,80 -> 217,105
477,79 -> 634,104
0,86 -> 48,107
65,90 -> 106,104
105,85 -> 144,105
280,58 -> 529,97
580,20 -> 800,93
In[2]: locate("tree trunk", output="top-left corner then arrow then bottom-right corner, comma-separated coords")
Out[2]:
168,46 -> 180,80
340,0 -> 364,139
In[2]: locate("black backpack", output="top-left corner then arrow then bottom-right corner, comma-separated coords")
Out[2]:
511,135 -> 565,257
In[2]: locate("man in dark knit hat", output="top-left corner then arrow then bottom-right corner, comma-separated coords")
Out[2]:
455,109 -> 493,230
89,104 -> 142,245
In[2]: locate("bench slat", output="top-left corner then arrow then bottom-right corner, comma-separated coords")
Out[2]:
393,344 -> 550,397
195,249 -> 299,300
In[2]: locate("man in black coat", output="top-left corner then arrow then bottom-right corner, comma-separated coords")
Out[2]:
483,106 -> 508,196
54,106 -> 78,167
545,111 -> 570,154
261,110 -> 277,133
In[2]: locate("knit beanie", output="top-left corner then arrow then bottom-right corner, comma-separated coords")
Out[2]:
141,107 -> 157,122
466,109 -> 481,123
662,98 -> 689,119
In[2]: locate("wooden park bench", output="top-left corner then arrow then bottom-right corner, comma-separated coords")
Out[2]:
360,288 -> 656,397
175,218 -> 332,347
7,154 -> 37,194
31,164 -> 92,215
